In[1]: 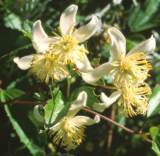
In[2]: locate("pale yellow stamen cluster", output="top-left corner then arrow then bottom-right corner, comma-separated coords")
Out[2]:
118,84 -> 151,117
30,34 -> 88,83
49,35 -> 88,65
30,53 -> 68,83
111,52 -> 152,116
112,52 -> 151,87
49,117 -> 85,150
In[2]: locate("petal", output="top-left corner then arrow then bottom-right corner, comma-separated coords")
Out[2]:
67,91 -> 88,117
75,55 -> 93,72
81,62 -> 114,84
72,115 -> 100,126
128,35 -> 156,55
108,27 -> 126,60
93,91 -> 121,112
33,105 -> 44,123
32,20 -> 57,53
13,55 -> 33,70
73,15 -> 99,43
60,4 -> 78,35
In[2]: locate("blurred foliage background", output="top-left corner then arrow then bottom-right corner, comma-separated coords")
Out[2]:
0,0 -> 160,156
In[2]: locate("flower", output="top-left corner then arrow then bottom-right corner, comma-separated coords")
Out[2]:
94,83 -> 151,117
14,4 -> 99,83
78,27 -> 156,117
118,83 -> 151,116
80,27 -> 156,86
49,91 -> 100,150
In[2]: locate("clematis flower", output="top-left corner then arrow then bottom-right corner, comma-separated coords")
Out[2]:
49,91 -> 100,151
93,83 -> 151,117
80,27 -> 156,86
78,27 -> 156,117
14,4 -> 99,83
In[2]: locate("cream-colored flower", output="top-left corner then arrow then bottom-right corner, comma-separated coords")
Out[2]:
49,91 -> 100,150
118,83 -> 151,117
79,27 -> 156,86
94,83 -> 151,117
14,4 -> 99,83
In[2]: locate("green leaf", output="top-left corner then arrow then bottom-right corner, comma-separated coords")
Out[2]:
149,127 -> 160,156
147,86 -> 160,117
128,0 -> 160,32
44,88 -> 64,126
150,127 -> 159,140
4,13 -> 32,38
4,105 -> 45,156
0,88 -> 25,103
152,142 -> 160,156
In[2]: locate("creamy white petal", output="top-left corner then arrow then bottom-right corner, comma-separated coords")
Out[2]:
128,35 -> 156,55
32,20 -> 57,53
81,62 -> 114,84
33,105 -> 44,123
72,115 -> 100,126
73,15 -> 99,43
13,55 -> 33,70
108,27 -> 126,60
75,55 -> 93,72
60,4 -> 78,35
93,91 -> 121,112
67,91 -> 87,117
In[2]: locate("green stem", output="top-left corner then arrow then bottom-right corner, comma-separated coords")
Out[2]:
67,77 -> 71,98
47,81 -> 56,126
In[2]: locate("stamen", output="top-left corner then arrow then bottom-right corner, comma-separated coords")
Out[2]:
30,53 -> 68,83
49,117 -> 85,151
48,35 -> 88,65
118,83 -> 151,117
112,52 -> 152,87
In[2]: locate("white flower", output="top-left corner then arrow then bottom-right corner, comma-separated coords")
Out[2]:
113,0 -> 123,5
14,4 -> 99,83
93,91 -> 121,112
80,27 -> 156,86
93,83 -> 151,117
49,91 -> 100,150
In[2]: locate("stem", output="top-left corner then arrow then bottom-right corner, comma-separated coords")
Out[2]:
83,107 -> 134,134
67,77 -> 71,98
1,100 -> 152,143
106,106 -> 116,156
48,81 -> 56,125
82,107 -> 152,143
91,84 -> 117,90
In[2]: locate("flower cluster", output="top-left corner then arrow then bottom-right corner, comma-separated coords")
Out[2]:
14,4 -> 99,83
82,27 -> 156,116
13,4 -> 156,150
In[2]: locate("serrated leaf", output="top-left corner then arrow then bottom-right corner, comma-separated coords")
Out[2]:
44,88 -> 64,126
147,86 -> 160,117
4,13 -> 32,38
128,0 -> 160,32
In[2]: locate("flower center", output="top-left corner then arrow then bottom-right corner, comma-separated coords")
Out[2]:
50,117 -> 85,150
113,52 -> 152,86
30,53 -> 68,83
48,35 -> 87,65
119,57 -> 132,72
52,35 -> 78,53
